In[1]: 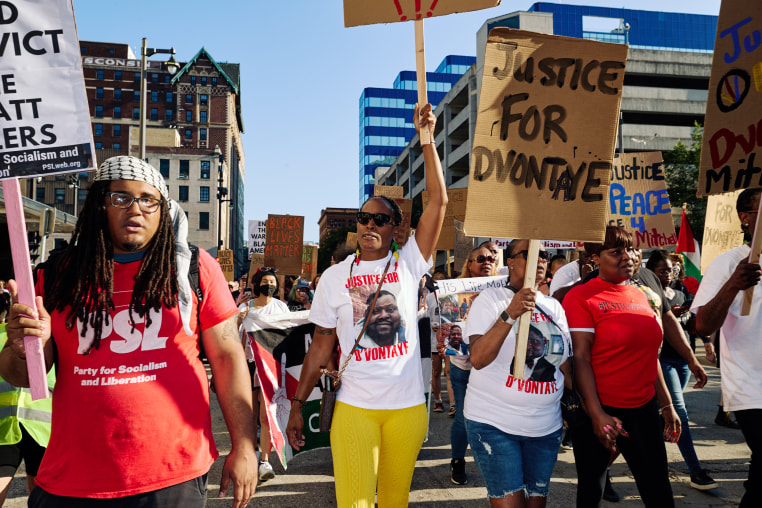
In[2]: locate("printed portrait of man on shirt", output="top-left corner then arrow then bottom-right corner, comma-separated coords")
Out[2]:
353,289 -> 407,350
509,322 -> 565,382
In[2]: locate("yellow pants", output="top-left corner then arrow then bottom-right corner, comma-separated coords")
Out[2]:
330,401 -> 427,508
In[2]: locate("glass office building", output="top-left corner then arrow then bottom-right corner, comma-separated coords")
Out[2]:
359,55 -> 475,203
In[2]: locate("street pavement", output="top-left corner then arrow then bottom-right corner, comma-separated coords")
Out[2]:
2,357 -> 751,506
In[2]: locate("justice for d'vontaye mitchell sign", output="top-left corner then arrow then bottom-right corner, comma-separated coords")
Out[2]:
463,29 -> 627,243
0,0 -> 95,179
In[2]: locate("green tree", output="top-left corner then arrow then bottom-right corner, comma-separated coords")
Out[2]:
663,122 -> 708,243
317,224 -> 357,273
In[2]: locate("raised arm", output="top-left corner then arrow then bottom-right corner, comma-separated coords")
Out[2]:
202,315 -> 258,508
412,103 -> 447,261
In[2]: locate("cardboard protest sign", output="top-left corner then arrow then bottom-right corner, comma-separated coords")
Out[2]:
606,152 -> 676,249
264,215 -> 304,275
423,188 -> 468,251
0,0 -> 95,179
374,185 -> 404,199
248,220 -> 266,258
346,232 -> 357,249
301,245 -> 318,281
394,198 -> 413,247
344,0 -> 501,27
463,29 -> 627,242
702,190 -> 745,273
453,220 -> 473,271
217,249 -> 234,281
698,0 -> 762,196
247,254 -> 265,287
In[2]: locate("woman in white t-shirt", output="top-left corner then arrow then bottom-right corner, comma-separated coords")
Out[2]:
239,267 -> 289,483
286,103 -> 447,508
465,239 -> 571,508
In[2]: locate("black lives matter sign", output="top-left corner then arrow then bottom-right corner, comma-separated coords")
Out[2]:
0,0 -> 94,179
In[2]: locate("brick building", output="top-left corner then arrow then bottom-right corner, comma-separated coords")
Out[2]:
318,207 -> 358,245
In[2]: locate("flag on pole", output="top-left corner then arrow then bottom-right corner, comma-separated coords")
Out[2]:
676,207 -> 702,282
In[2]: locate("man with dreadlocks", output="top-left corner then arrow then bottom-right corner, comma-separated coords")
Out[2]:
1,156 -> 257,508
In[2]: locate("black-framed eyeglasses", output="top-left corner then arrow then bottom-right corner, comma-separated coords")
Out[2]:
512,250 -> 550,261
469,254 -> 496,264
106,192 -> 162,213
655,269 -> 672,276
357,211 -> 393,227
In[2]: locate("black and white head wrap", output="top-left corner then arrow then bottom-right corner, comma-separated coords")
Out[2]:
94,156 -> 170,200
93,156 -> 194,336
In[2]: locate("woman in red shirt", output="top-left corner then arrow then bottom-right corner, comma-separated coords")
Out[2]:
562,226 -> 680,507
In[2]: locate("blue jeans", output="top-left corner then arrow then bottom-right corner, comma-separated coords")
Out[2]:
450,363 -> 470,459
467,419 -> 562,498
660,357 -> 701,474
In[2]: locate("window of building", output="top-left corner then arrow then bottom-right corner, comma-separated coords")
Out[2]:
151,91 -> 158,102
164,74 -> 170,84
95,141 -> 102,149
200,111 -> 207,122
80,46 -> 86,54
113,88 -> 121,100
200,94 -> 208,106
95,105 -> 103,117
185,110 -> 192,122
199,128 -> 207,141
201,77 -> 207,86
150,73 -> 159,83
190,76 -> 196,85
54,188 -> 65,204
96,69 -> 104,80
150,108 -> 158,120
133,89 -> 140,101
114,70 -> 122,81
108,48 -> 115,56
113,124 -> 121,136
113,106 -> 121,119
36,187 -> 45,201
212,77 -> 217,87
94,123 -> 102,136
165,109 -> 173,121
184,129 -> 192,140
78,189 -> 87,203
159,159 -> 170,178
179,160 -> 189,179
185,94 -> 192,104
95,87 -> 103,99
200,160 -> 210,179
113,143 -> 120,150
133,72 -> 140,83
133,107 -> 140,120
179,186 -> 189,201
199,212 -> 209,230
165,92 -> 173,103
200,186 -> 210,202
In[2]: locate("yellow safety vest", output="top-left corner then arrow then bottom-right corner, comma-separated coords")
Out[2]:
0,324 -> 55,447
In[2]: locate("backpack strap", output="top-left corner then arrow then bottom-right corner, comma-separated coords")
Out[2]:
188,244 -> 203,304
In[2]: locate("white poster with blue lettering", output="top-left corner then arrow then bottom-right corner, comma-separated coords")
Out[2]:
0,0 -> 95,179
606,151 -> 676,249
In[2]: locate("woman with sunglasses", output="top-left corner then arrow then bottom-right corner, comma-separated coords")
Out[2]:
463,239 -> 570,508
447,245 -> 498,485
286,103 -> 447,507
562,227 -> 679,507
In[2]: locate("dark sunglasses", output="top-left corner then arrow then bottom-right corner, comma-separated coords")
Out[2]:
356,211 -> 393,227
512,250 -> 550,261
469,255 -> 496,264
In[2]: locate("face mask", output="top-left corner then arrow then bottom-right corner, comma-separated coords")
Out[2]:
260,285 -> 277,297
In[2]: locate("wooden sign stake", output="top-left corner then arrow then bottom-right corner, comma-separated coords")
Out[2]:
512,239 -> 541,379
741,207 -> 762,315
414,19 -> 432,145
2,178 -> 49,400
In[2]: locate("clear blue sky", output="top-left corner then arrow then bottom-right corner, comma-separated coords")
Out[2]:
71,0 -> 721,243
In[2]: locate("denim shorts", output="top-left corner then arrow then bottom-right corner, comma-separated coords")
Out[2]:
466,419 -> 562,499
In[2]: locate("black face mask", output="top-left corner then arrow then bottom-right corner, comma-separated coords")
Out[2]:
260,285 -> 277,297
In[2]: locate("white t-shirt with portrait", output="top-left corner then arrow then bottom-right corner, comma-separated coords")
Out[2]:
691,244 -> 762,412
464,287 -> 571,437
309,236 -> 431,410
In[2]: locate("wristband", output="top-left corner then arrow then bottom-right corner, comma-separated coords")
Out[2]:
500,310 -> 516,326
291,397 -> 306,406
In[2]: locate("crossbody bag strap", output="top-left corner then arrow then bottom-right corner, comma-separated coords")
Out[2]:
325,256 -> 393,385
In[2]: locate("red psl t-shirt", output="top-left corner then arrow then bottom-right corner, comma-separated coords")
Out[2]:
562,277 -> 662,408
35,249 -> 238,498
